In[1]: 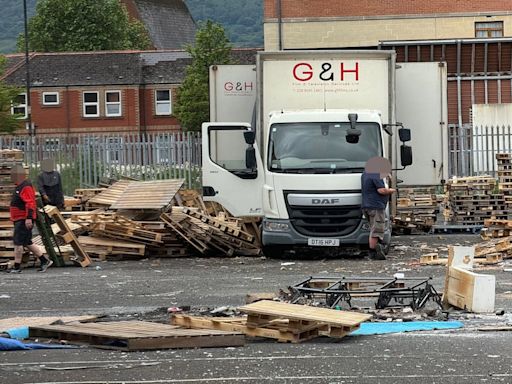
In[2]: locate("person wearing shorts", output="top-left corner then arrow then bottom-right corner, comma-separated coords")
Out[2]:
361,157 -> 396,260
9,165 -> 53,273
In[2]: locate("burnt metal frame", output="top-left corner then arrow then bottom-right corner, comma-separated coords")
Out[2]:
290,276 -> 442,310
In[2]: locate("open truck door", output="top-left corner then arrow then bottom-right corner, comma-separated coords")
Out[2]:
202,123 -> 264,217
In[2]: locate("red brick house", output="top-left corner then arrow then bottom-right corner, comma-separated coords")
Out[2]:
2,49 -> 257,136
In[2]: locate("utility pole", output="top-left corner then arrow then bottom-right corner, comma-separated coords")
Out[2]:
23,0 -> 33,137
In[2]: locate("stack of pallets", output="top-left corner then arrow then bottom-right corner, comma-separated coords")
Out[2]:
0,150 -> 25,267
497,153 -> 512,212
443,176 -> 500,226
394,187 -> 442,233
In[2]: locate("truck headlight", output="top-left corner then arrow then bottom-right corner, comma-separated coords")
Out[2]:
263,221 -> 290,232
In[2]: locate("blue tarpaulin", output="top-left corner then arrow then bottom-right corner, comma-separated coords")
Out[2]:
350,321 -> 464,336
0,337 -> 78,351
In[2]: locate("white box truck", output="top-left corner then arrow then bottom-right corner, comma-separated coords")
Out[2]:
203,50 -> 414,257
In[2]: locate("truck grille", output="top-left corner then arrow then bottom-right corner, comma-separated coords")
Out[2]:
286,204 -> 362,236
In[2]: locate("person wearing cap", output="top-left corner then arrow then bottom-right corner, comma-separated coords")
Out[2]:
37,159 -> 64,209
361,157 -> 395,260
9,165 -> 53,273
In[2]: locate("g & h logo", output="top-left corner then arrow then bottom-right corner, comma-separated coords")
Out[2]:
293,62 -> 360,82
224,82 -> 254,92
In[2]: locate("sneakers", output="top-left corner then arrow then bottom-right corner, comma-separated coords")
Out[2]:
38,259 -> 53,272
8,268 -> 22,274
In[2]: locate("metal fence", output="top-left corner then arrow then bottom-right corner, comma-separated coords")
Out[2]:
0,132 -> 202,195
449,124 -> 512,178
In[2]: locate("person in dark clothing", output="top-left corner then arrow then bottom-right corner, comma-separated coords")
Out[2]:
9,165 -> 53,273
37,159 -> 64,209
361,157 -> 395,260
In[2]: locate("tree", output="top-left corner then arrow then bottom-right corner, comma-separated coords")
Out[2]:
174,21 -> 232,132
0,56 -> 23,133
17,0 -> 151,52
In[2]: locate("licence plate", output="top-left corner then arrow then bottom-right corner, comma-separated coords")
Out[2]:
308,238 -> 340,247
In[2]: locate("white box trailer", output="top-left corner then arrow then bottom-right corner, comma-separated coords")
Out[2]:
203,50 -> 416,257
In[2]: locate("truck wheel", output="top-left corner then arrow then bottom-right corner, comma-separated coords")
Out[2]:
262,245 -> 287,258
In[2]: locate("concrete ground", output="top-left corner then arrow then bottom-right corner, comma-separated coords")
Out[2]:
1,234 -> 512,384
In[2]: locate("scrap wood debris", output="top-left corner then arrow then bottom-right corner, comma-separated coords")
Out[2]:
36,182 -> 262,266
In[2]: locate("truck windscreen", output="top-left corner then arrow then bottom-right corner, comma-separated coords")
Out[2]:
268,122 -> 382,173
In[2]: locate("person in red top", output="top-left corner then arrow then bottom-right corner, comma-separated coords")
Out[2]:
9,165 -> 52,273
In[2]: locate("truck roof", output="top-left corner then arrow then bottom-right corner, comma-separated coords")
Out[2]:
268,109 -> 382,124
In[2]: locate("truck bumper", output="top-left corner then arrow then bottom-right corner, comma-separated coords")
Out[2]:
262,218 -> 391,247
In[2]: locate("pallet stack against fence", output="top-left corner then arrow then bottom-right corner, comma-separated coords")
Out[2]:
443,176 -> 502,226
0,150 -> 26,268
497,153 -> 512,210
394,187 -> 442,233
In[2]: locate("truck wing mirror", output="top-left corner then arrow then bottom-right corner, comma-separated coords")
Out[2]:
244,130 -> 256,145
398,128 -> 411,142
400,145 -> 413,167
246,146 -> 257,169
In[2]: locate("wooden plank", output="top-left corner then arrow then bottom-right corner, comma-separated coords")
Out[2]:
239,300 -> 371,327
30,320 -> 245,351
44,206 -> 91,267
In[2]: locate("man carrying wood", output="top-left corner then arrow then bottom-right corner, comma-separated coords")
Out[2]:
37,158 -> 64,209
361,157 -> 395,260
9,165 -> 53,273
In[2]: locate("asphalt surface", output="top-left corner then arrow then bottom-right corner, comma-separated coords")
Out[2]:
1,234 -> 512,384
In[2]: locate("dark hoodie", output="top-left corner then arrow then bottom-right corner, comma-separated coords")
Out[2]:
37,171 -> 64,208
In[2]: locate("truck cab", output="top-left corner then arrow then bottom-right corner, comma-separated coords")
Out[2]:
202,50 -> 415,257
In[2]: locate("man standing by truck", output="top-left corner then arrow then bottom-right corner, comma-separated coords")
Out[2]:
361,157 -> 395,260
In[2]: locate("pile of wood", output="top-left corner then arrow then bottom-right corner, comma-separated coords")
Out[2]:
0,150 -> 26,267
172,300 -> 371,343
443,176 -> 501,226
394,187 -> 442,233
46,182 -> 262,262
161,207 -> 259,257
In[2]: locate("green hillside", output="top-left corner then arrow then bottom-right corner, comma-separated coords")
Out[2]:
0,0 -> 263,53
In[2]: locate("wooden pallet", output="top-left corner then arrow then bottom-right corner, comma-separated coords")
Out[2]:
44,206 -> 91,267
181,207 -> 254,243
110,179 -> 184,210
29,320 -> 245,351
171,315 -> 320,343
239,300 -> 371,338
77,236 -> 146,258
87,180 -> 132,208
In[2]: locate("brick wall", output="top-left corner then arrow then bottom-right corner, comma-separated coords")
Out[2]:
265,0 -> 512,19
16,84 -> 181,136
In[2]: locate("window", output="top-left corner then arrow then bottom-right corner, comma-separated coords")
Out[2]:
11,93 -> 27,119
155,90 -> 172,115
105,91 -> 122,117
83,91 -> 99,117
42,92 -> 59,106
475,22 -> 504,38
